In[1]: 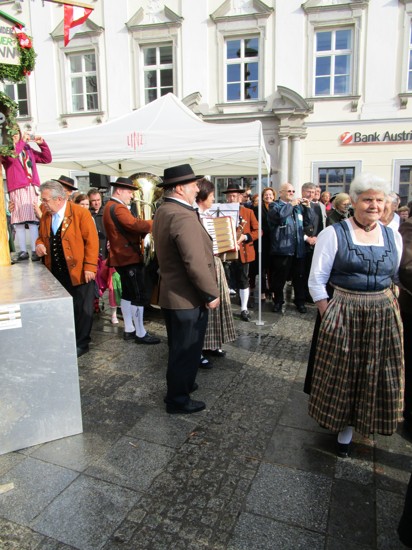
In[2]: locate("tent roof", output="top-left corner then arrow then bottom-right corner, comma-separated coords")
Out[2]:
43,93 -> 270,177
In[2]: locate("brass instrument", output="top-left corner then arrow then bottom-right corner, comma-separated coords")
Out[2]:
237,215 -> 247,257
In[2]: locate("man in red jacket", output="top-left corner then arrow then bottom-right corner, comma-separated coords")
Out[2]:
103,177 -> 160,345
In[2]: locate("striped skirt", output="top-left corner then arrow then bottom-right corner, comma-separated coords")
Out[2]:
10,185 -> 39,225
203,256 -> 237,350
308,286 -> 404,437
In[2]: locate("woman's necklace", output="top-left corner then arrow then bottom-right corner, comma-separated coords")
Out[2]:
352,216 -> 377,232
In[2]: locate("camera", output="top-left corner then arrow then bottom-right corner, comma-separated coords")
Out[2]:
29,134 -> 36,140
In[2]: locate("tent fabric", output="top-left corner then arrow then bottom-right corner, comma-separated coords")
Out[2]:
43,93 -> 270,177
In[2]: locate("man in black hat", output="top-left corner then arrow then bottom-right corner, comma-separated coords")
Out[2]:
53,175 -> 78,199
103,177 -> 160,345
152,164 -> 220,414
223,183 -> 259,321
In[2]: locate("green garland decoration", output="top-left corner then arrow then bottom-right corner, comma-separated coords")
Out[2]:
0,90 -> 18,157
0,34 -> 36,83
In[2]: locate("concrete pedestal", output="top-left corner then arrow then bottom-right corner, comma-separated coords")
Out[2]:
0,262 -> 82,456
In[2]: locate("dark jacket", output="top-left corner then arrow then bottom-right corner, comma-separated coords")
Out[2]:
267,199 -> 314,259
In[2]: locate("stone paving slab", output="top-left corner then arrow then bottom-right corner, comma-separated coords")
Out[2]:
0,300 -> 411,549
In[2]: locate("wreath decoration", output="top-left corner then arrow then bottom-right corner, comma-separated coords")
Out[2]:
0,27 -> 36,83
0,90 -> 18,157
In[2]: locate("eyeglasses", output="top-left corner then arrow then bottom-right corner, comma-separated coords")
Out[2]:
287,190 -> 295,194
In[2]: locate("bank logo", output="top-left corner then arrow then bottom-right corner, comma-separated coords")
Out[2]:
340,131 -> 353,145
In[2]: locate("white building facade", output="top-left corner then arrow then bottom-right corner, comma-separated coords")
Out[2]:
1,0 -> 412,201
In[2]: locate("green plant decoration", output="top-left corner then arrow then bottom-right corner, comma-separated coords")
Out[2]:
0,90 -> 19,157
0,30 -> 36,83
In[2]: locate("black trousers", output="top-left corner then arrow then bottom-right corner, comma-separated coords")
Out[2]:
56,274 -> 95,350
163,306 -> 208,406
269,255 -> 306,306
401,310 -> 412,422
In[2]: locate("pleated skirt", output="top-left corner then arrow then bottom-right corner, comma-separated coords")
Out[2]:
203,256 -> 237,350
308,286 -> 404,437
10,185 -> 39,225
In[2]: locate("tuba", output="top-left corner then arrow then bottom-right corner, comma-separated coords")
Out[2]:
130,172 -> 163,264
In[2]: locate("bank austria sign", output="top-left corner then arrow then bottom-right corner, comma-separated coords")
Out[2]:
340,130 -> 412,145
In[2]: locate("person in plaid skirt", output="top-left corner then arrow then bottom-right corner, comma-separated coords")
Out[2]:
306,173 -> 404,458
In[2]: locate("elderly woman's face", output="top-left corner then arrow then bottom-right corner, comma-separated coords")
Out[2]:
352,190 -> 385,223
336,199 -> 351,214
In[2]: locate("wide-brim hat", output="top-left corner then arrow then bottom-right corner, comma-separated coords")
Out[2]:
54,175 -> 78,191
157,164 -> 202,188
222,183 -> 245,194
111,177 -> 136,190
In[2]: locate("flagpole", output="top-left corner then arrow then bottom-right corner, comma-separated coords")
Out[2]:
42,0 -> 95,9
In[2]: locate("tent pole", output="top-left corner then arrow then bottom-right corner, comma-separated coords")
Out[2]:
255,134 -> 264,326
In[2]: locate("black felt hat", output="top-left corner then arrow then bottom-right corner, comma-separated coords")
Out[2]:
157,164 -> 202,188
111,177 -> 136,190
222,183 -> 245,194
54,175 -> 78,191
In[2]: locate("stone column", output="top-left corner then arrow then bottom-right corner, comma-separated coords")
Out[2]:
278,135 -> 289,184
290,135 -> 301,188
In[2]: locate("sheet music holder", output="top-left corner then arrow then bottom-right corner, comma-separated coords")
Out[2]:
208,203 -> 239,227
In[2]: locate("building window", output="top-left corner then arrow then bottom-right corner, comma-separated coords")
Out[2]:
142,44 -> 173,104
314,28 -> 352,96
318,166 -> 355,194
225,36 -> 259,101
4,81 -> 29,117
67,52 -> 99,112
399,165 -> 412,205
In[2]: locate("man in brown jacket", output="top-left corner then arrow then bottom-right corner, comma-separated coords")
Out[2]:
103,177 -> 160,345
223,183 -> 259,321
35,180 -> 99,357
152,164 -> 220,414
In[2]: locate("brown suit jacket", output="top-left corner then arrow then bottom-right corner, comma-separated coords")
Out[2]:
238,205 -> 259,264
152,198 -> 219,309
102,198 -> 153,267
399,218 -> 412,314
36,201 -> 99,286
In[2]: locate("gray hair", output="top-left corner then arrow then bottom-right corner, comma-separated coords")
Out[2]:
302,182 -> 316,192
40,180 -> 67,199
349,173 -> 390,202
388,191 -> 400,205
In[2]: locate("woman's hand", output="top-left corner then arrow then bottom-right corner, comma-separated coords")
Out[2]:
316,299 -> 329,318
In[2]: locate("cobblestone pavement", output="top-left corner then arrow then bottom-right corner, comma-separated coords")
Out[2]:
1,292 -> 411,549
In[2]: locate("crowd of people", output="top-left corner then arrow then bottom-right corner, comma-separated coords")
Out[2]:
3,128 -> 412,544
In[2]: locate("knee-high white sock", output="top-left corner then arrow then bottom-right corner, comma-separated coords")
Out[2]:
131,305 -> 146,337
28,223 -> 38,251
337,426 -> 353,444
15,224 -> 27,252
239,288 -> 249,311
121,299 -> 134,332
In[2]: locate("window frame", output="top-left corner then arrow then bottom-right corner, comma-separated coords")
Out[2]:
3,80 -> 30,118
304,2 -> 366,102
313,27 -> 353,97
311,160 -> 362,191
66,50 -> 100,114
141,42 -> 175,105
224,35 -> 260,102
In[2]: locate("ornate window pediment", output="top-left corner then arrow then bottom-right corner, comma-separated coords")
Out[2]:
211,0 -> 273,22
126,5 -> 183,32
302,0 -> 369,14
50,18 -> 103,42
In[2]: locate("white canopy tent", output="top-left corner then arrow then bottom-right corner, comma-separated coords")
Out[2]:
43,93 -> 270,178
44,93 -> 271,324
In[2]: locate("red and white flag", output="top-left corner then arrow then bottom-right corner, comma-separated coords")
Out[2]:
64,5 -> 93,47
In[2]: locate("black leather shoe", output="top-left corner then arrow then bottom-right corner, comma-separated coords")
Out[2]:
123,331 -> 135,341
337,442 -> 351,458
166,399 -> 206,414
31,252 -> 41,262
296,304 -> 307,314
77,346 -> 89,358
135,332 -> 160,345
240,309 -> 251,321
273,302 -> 282,313
199,355 -> 213,369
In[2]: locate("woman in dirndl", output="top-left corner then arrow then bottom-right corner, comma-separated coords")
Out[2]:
306,173 -> 404,458
196,178 -> 236,368
1,126 -> 52,262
